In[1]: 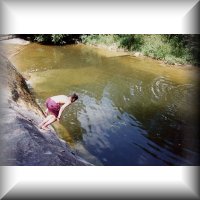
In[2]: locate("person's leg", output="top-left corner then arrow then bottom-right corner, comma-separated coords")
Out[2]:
38,115 -> 52,128
42,115 -> 57,130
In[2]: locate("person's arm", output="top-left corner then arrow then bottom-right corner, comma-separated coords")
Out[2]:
44,108 -> 48,116
57,102 -> 70,120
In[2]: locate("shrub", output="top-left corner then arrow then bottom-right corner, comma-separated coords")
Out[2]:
19,34 -> 199,66
29,34 -> 80,45
51,35 -> 66,45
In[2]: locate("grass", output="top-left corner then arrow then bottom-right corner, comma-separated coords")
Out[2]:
81,34 -> 199,66
19,34 -> 199,66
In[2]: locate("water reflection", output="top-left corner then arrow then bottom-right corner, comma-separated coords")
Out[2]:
10,44 -> 199,165
75,85 -> 195,165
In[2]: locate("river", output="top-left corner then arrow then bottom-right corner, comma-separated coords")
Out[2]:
5,42 -> 199,166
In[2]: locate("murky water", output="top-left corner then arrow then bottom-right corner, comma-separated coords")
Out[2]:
9,43 -> 199,165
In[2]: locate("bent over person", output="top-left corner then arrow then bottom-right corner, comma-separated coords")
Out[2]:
38,93 -> 78,130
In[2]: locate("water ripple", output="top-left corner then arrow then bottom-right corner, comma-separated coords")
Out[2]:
151,76 -> 195,103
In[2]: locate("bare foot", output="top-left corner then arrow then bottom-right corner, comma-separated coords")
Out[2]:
41,126 -> 50,131
38,125 -> 42,129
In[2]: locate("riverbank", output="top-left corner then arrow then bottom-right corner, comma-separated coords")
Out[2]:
0,38 -> 30,60
82,42 -> 197,70
0,53 -> 91,165
80,34 -> 200,67
12,34 -> 200,67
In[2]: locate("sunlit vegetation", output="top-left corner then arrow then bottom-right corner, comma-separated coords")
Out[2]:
18,34 -> 200,66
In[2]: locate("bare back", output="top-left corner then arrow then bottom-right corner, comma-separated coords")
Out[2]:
51,95 -> 71,105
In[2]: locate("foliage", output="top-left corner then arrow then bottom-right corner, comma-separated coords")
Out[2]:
81,34 -> 200,66
51,35 -> 66,45
20,34 -> 81,45
117,34 -> 144,51
81,34 -> 119,46
18,34 -> 199,66
81,34 -> 144,51
33,34 -> 67,45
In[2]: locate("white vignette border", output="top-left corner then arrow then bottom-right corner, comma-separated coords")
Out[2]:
0,0 -> 199,199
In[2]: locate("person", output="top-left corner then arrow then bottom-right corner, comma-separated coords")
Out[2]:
38,93 -> 78,130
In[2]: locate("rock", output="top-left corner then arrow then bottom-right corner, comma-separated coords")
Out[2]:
0,54 -> 91,166
134,52 -> 142,57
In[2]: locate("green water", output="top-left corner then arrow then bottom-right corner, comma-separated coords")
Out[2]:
10,43 -> 199,165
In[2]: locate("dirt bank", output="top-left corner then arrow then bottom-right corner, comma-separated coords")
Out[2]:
0,54 -> 91,165
82,43 -> 197,69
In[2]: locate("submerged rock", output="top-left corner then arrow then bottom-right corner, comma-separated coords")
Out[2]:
0,54 -> 91,166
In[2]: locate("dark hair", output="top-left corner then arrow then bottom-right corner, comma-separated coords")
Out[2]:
70,93 -> 78,103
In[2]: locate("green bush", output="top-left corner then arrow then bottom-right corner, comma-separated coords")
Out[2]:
51,35 -> 66,45
81,34 -> 118,46
33,34 -> 67,45
140,35 -> 170,59
19,34 -> 199,66
25,34 -> 81,45
117,35 -> 144,51
81,34 -> 200,66
34,34 -> 51,43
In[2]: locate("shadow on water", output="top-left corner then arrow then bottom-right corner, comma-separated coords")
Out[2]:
52,122 -> 74,146
73,86 -> 198,166
9,43 -> 200,166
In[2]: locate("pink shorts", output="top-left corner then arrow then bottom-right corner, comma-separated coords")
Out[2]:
45,98 -> 60,117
